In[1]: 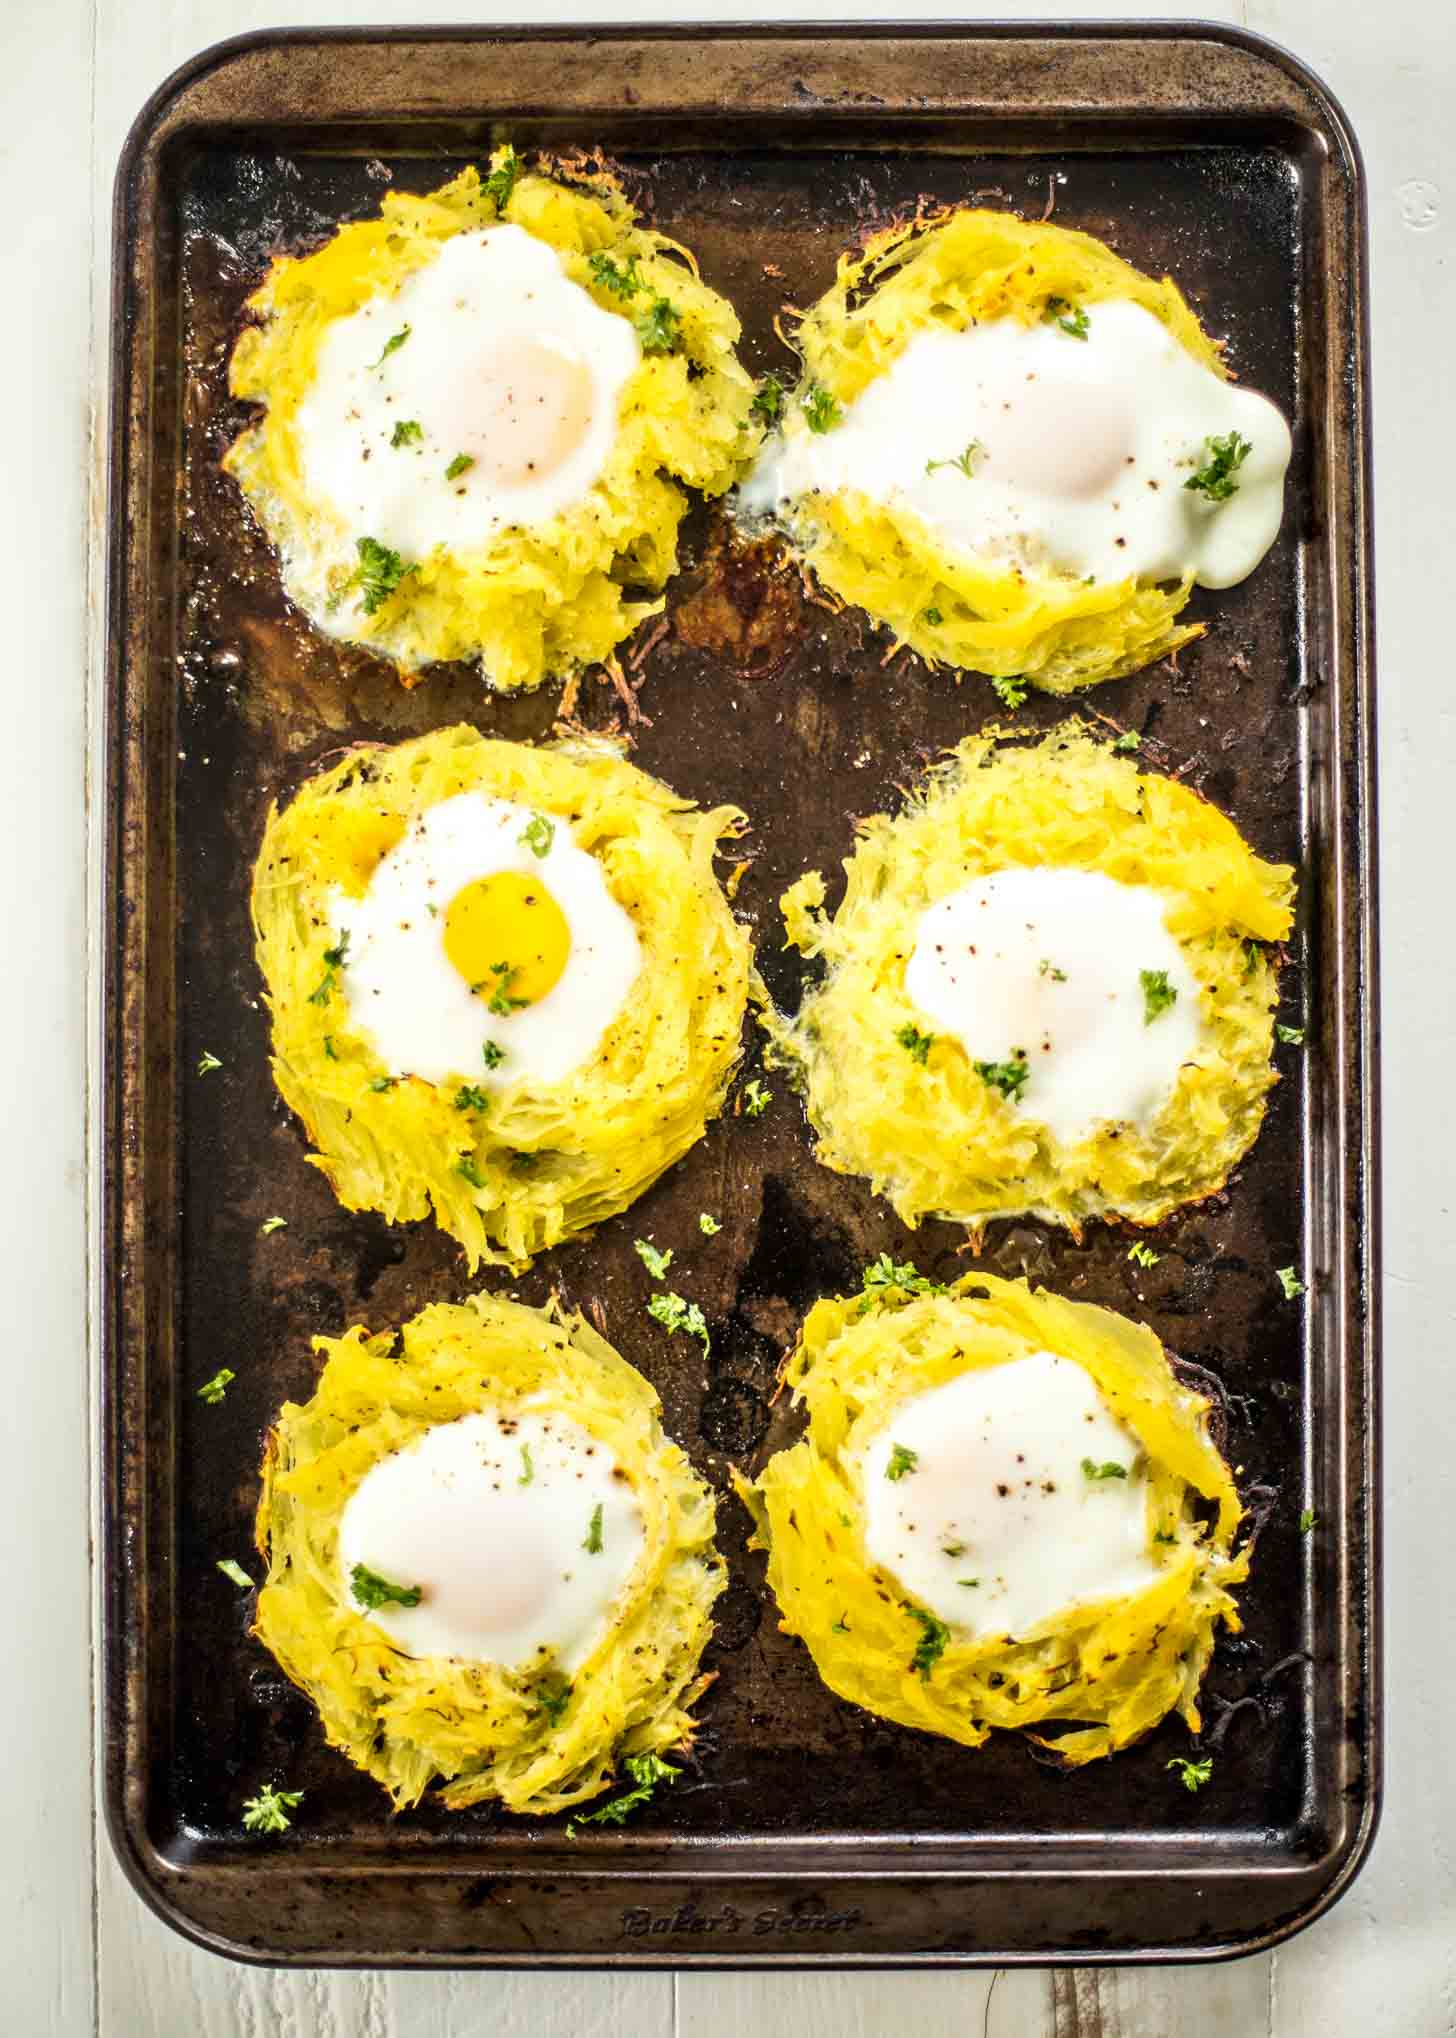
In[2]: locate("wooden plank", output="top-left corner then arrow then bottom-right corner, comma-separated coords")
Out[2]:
677,1969 -> 1050,2038
3,0 -> 100,2031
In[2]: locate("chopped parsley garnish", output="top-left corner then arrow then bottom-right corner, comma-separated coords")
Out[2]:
197,1369 -> 234,1405
587,251 -> 642,298
368,1075 -> 398,1092
831,1616 -> 849,1634
634,295 -> 681,355
1243,939 -> 1263,976
535,1678 -> 572,1726
886,1443 -> 919,1481
958,1578 -> 981,1589
348,536 -> 417,616
482,1040 -> 507,1070
634,1239 -> 673,1279
390,419 -> 422,448
566,1752 -> 677,1836
1082,1458 -> 1129,1481
519,812 -> 555,858
309,930 -> 350,1006
750,374 -> 786,427
923,606 -> 943,627
1038,959 -> 1068,981
350,1563 -> 423,1610
857,1253 -> 948,1313
259,1216 -> 288,1235
583,1503 -> 604,1554
698,1212 -> 721,1236
483,146 -> 521,210
485,961 -> 529,1016
1140,968 -> 1177,1024
1277,1265 -> 1305,1299
196,1050 -> 222,1075
741,1079 -> 772,1117
1114,730 -> 1141,753
925,440 -> 984,480
974,1049 -> 1030,1102
991,676 -> 1028,709
941,1540 -> 966,1558
895,1022 -> 935,1064
369,325 -> 411,369
323,1035 -> 339,1061
454,1084 -> 490,1113
1127,1243 -> 1160,1269
1299,1507 -> 1318,1533
242,1783 -> 303,1834
445,452 -> 476,482
1185,431 -> 1251,503
907,1605 -> 950,1679
456,1156 -> 487,1189
800,382 -> 842,434
518,1443 -> 534,1487
1154,1530 -> 1177,1544
216,1559 -> 252,1589
1167,1755 -> 1212,1793
647,1291 -> 710,1355
1044,297 -> 1089,340
1277,1024 -> 1305,1046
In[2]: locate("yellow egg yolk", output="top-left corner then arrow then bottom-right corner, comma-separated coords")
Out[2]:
464,335 -> 597,490
443,871 -> 571,1007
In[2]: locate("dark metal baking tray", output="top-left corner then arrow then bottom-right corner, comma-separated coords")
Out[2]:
103,21 -> 1378,1967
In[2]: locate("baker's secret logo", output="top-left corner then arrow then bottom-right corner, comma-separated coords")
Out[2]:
617,1899 -> 863,1939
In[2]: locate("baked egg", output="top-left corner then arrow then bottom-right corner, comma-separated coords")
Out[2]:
740,208 -> 1291,693
765,723 -> 1295,1235
226,150 -> 760,689
254,1293 -> 723,1814
251,724 -> 751,1269
740,1271 -> 1248,1763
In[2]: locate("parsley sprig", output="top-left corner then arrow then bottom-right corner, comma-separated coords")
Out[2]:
907,1605 -> 950,1679
1044,297 -> 1089,340
800,382 -> 842,434
1140,969 -> 1177,1024
634,296 -> 681,355
519,813 -> 555,858
974,1049 -> 1030,1102
242,1783 -> 303,1833
751,375 -> 786,427
347,536 -> 417,616
566,1752 -> 678,1836
1185,431 -> 1251,502
350,1563 -> 423,1610
1167,1755 -> 1212,1793
483,147 -> 521,210
634,1239 -> 673,1279
647,1291 -> 710,1355
369,326 -> 411,370
895,1022 -> 935,1064
1082,1458 -> 1128,1482
886,1443 -> 919,1482
925,441 -> 983,480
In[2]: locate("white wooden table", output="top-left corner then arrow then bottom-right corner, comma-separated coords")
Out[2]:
8,0 -> 1450,2028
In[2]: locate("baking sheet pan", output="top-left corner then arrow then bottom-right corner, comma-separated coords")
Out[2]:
103,22 -> 1379,1965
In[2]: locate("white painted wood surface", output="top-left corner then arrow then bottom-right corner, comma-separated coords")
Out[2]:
0,0 -> 1436,2028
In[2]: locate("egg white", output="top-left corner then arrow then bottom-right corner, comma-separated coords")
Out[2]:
294,224 -> 640,564
903,866 -> 1205,1146
857,1351 -> 1161,1643
338,1405 -> 645,1673
745,299 -> 1291,592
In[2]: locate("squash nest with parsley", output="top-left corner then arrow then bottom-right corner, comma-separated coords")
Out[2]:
251,723 -> 751,1271
254,1292 -> 724,1814
763,723 -> 1294,1235
739,1271 -> 1247,1764
225,148 -> 760,689
761,207 -> 1231,692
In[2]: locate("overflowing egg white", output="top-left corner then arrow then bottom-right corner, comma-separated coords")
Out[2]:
334,793 -> 641,1088
745,300 -> 1291,590
857,1351 -> 1161,1641
293,225 -> 640,560
903,866 -> 1204,1145
338,1406 -> 646,1671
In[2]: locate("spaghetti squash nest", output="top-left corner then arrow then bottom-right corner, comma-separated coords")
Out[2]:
758,207 -> 1231,691
739,1272 -> 1247,1764
225,149 -> 760,690
251,724 -> 752,1271
254,1292 -> 725,1814
764,724 -> 1295,1234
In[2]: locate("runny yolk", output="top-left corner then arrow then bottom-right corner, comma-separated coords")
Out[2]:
463,335 -> 596,489
442,871 -> 571,1007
